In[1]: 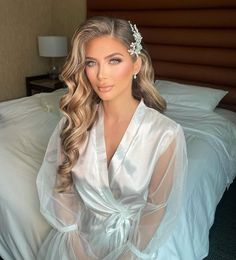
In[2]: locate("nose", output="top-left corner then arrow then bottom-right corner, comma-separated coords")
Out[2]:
97,63 -> 108,80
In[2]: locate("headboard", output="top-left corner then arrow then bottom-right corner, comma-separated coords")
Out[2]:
87,0 -> 236,111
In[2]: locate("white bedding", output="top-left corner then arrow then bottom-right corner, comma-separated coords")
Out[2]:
215,107 -> 236,125
0,94 -> 60,260
0,91 -> 235,260
159,104 -> 236,259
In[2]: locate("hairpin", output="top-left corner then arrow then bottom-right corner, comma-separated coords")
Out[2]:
128,21 -> 143,57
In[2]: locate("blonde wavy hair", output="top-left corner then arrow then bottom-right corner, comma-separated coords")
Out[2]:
57,16 -> 166,192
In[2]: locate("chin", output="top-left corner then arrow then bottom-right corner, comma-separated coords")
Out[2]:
99,96 -> 113,102
96,92 -> 114,101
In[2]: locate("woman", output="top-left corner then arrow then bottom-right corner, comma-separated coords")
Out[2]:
37,16 -> 187,259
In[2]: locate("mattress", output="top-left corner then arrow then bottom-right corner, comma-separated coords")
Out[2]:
0,91 -> 235,260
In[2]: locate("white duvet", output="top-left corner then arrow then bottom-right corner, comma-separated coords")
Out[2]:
0,91 -> 235,260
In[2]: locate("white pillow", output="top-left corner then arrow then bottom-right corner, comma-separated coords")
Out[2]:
155,80 -> 228,111
40,88 -> 67,116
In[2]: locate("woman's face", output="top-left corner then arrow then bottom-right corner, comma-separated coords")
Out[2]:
85,35 -> 141,103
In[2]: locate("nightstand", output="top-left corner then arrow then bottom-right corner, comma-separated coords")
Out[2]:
26,74 -> 65,96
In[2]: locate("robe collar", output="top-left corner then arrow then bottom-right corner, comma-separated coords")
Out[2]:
95,100 -> 147,187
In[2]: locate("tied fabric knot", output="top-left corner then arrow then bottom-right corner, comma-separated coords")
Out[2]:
105,208 -> 132,234
104,208 -> 134,248
100,192 -> 146,249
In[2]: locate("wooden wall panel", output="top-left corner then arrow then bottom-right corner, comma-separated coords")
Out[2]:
87,0 -> 236,10
87,0 -> 236,110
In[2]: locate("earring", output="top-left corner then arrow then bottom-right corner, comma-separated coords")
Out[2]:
133,74 -> 137,79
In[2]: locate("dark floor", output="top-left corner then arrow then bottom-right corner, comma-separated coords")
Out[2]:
0,180 -> 235,260
204,179 -> 236,260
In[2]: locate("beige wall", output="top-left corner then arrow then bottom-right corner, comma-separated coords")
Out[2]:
0,0 -> 86,102
53,0 -> 86,39
52,0 -> 87,73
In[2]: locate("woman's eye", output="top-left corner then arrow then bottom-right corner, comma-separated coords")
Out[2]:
109,58 -> 121,65
85,60 -> 96,67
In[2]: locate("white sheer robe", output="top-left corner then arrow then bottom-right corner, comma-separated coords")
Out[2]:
36,100 -> 187,259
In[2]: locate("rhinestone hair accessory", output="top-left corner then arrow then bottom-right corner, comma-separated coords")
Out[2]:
128,21 -> 143,56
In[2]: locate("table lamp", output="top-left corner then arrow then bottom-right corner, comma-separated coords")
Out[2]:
38,36 -> 68,79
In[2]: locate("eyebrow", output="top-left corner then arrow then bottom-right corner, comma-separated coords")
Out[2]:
85,52 -> 124,60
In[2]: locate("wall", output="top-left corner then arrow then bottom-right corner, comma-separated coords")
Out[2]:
0,0 -> 86,102
53,0 -> 86,39
52,0 -> 87,73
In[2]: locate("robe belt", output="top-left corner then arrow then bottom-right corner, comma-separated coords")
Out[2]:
105,208 -> 134,248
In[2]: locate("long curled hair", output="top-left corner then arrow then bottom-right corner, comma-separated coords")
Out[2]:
57,16 -> 166,192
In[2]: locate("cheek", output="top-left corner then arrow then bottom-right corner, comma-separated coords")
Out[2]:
85,69 -> 99,93
114,63 -> 133,80
85,68 -> 95,82
85,69 -> 98,93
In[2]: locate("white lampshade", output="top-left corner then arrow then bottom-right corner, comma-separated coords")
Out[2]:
38,36 -> 68,57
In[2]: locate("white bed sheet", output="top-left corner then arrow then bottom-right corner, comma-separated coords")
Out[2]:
215,107 -> 236,126
158,104 -> 236,259
0,94 -> 60,260
0,93 -> 235,260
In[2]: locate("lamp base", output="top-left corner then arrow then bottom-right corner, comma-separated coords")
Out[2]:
49,65 -> 59,80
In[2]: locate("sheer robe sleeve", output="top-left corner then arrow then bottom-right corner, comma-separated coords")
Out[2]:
36,119 -> 95,260
122,124 -> 188,259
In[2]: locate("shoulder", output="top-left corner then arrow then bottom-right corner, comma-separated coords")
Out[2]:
46,116 -> 66,145
141,103 -> 186,154
54,116 -> 66,133
58,116 -> 66,127
142,102 -> 180,133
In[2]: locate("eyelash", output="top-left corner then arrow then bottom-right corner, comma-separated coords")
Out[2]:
85,60 -> 96,67
109,58 -> 122,64
85,58 -> 122,67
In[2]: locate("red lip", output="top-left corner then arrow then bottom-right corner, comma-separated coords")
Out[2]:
97,84 -> 112,88
97,85 -> 113,92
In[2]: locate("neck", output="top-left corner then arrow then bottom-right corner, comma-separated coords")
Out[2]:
102,96 -> 139,122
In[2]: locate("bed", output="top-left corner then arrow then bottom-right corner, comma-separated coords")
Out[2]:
1,1 -> 236,259
0,91 -> 64,260
0,84 -> 236,260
